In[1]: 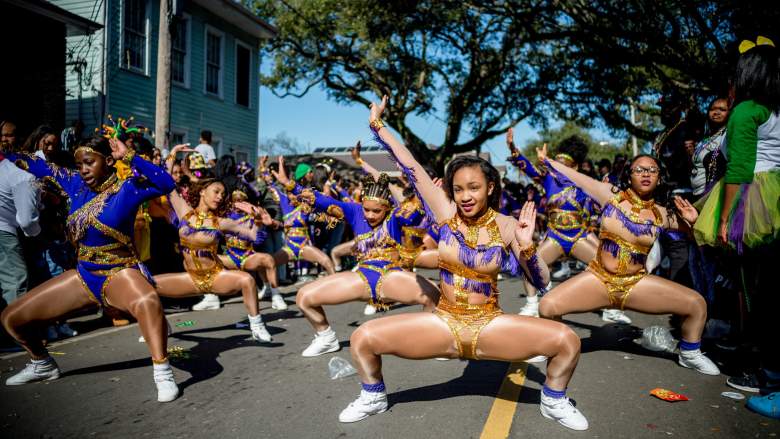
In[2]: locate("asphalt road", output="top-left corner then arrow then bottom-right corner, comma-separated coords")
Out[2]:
1,271 -> 778,439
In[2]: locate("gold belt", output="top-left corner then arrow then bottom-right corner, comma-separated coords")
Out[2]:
285,227 -> 308,237
548,209 -> 586,231
226,236 -> 252,250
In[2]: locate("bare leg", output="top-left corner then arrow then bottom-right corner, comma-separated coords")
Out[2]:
538,271 -> 611,318
103,269 -> 167,361
623,275 -> 707,342
569,238 -> 598,264
300,245 -> 336,275
295,272 -> 368,332
242,252 -> 279,289
1,270 -> 95,359
154,270 -> 258,316
413,249 -> 439,269
379,271 -> 440,311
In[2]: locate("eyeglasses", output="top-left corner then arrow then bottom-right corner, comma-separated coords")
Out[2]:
630,166 -> 660,175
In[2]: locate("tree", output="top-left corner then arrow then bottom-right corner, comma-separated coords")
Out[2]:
258,131 -> 309,156
521,121 -> 625,162
252,0 -> 567,171
543,0 -> 780,140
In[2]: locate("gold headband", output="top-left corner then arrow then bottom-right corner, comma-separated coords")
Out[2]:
555,153 -> 574,164
74,146 -> 106,157
362,196 -> 391,207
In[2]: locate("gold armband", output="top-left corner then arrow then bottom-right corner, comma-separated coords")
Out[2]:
369,119 -> 385,131
520,243 -> 537,260
121,149 -> 136,166
355,157 -> 365,166
284,180 -> 296,191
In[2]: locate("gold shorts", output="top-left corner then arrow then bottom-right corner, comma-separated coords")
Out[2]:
434,297 -> 503,360
587,258 -> 645,310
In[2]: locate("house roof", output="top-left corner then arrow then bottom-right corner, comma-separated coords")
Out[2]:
9,0 -> 102,36
192,0 -> 277,41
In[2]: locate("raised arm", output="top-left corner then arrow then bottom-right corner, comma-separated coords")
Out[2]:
506,128 -> 544,179
370,96 -> 455,223
111,139 -> 176,201
219,202 -> 269,242
352,140 -> 405,203
539,145 -> 615,206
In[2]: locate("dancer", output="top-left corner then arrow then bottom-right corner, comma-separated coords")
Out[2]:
256,156 -> 336,310
337,96 -> 588,430
272,159 -> 438,358
218,190 -> 283,301
536,146 -> 719,375
504,130 -> 629,321
152,149 -> 273,342
1,135 -> 180,402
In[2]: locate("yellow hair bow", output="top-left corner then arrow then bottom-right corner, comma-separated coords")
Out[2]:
739,36 -> 775,54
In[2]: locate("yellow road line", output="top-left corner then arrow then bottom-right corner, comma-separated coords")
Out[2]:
479,362 -> 528,439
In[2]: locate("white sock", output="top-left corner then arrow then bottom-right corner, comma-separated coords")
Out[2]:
526,295 -> 539,304
32,356 -> 53,365
317,326 -> 335,337
153,361 -> 171,371
248,314 -> 263,326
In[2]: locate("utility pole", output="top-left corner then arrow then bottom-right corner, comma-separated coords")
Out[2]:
155,0 -> 171,151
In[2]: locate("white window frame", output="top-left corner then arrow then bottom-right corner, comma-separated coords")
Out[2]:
171,13 -> 191,88
203,25 -> 225,99
170,129 -> 189,146
120,0 -> 151,75
234,39 -> 253,109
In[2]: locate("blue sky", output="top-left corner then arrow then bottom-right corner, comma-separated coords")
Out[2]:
258,86 -> 616,164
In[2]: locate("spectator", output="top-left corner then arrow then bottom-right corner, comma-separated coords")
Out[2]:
597,158 -> 611,181
0,151 -> 41,307
580,159 -> 598,179
195,130 -> 217,167
690,97 -> 729,198
0,120 -> 19,152
22,125 -> 59,162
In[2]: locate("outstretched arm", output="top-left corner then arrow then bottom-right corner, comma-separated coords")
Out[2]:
370,96 -> 455,223
506,128 -> 544,179
539,144 -> 615,206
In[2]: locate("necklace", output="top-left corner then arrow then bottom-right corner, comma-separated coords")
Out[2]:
623,189 -> 662,225
653,118 -> 685,156
457,207 -> 499,247
192,209 -> 216,229
693,126 -> 726,159
95,174 -> 118,193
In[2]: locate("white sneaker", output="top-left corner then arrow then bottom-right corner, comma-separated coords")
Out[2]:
271,294 -> 288,311
552,263 -> 571,280
602,309 -> 632,324
139,320 -> 173,343
363,303 -> 377,316
6,358 -> 61,385
540,394 -> 589,430
302,331 -> 340,357
678,349 -> 720,375
192,294 -> 220,311
257,285 -> 269,300
153,364 -> 179,402
251,322 -> 273,343
518,300 -> 539,317
339,390 -> 388,422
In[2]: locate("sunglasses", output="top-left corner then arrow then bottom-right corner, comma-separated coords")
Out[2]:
630,166 -> 660,176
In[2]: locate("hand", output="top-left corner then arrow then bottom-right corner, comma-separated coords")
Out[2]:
506,127 -> 518,156
234,201 -> 259,216
369,95 -> 388,123
171,144 -> 194,154
259,155 -> 268,169
432,177 -> 443,188
108,138 -> 129,160
717,220 -> 729,246
514,201 -> 537,250
351,140 -> 361,162
673,196 -> 698,224
536,143 -> 548,163
256,207 -> 273,226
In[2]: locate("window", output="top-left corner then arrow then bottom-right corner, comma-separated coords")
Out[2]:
123,0 -> 149,72
205,28 -> 223,96
171,131 -> 188,146
171,16 -> 190,87
235,41 -> 251,107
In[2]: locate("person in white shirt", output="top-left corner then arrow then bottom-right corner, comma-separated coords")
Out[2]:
195,130 -> 216,168
0,152 -> 41,305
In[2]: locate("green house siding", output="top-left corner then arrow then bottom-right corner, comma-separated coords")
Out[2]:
56,0 -> 261,164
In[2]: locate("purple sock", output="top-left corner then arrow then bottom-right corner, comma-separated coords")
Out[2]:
542,385 -> 566,399
679,339 -> 701,351
362,381 -> 386,393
